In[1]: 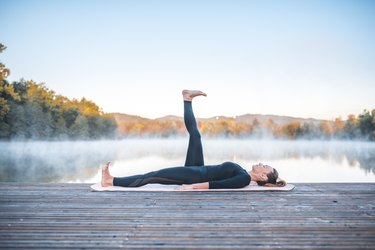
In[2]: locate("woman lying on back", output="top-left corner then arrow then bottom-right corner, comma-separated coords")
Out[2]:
101,90 -> 286,190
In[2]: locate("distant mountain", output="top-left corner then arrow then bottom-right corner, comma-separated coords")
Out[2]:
155,115 -> 181,121
112,113 -> 152,123
233,114 -> 323,125
112,113 -> 328,125
108,110 -> 375,140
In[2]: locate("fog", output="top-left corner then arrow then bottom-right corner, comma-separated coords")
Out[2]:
0,139 -> 374,183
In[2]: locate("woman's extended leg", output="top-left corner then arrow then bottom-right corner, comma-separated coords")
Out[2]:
182,90 -> 207,166
102,162 -> 207,187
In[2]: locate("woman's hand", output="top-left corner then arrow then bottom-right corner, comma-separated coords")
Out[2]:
175,184 -> 195,190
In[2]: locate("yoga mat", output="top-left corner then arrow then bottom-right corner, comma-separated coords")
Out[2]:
90,181 -> 295,192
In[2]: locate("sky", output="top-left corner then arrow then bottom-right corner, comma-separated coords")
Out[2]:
1,0 -> 374,120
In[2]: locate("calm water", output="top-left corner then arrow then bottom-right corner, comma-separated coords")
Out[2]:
0,139 -> 374,183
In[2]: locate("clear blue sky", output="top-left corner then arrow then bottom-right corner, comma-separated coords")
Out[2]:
1,0 -> 374,119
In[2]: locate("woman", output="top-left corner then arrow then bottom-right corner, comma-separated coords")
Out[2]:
101,89 -> 286,190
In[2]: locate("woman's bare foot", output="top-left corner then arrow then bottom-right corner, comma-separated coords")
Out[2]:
101,162 -> 114,187
182,89 -> 207,101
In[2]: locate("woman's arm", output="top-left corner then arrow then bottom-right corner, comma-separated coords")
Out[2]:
175,182 -> 209,190
176,174 -> 250,190
209,173 -> 250,189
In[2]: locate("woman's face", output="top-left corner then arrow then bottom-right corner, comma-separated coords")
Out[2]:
252,162 -> 273,176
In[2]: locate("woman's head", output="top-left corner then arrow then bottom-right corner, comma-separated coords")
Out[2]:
250,163 -> 286,187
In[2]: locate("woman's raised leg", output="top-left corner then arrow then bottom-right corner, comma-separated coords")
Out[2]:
182,90 -> 207,166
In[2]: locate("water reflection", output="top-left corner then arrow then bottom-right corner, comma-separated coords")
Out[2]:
0,139 -> 374,183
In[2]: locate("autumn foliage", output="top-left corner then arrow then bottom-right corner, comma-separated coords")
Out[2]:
114,111 -> 375,141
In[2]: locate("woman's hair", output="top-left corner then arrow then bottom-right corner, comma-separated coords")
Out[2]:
256,168 -> 286,187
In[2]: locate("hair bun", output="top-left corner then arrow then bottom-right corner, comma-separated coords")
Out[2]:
276,179 -> 286,187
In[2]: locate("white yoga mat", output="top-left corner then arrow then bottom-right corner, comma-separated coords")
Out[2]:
90,181 -> 295,192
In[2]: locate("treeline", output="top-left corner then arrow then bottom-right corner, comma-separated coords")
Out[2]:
115,111 -> 375,141
0,44 -> 116,140
199,113 -> 375,140
0,79 -> 117,140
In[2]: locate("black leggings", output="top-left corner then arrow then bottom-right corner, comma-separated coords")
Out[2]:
113,101 -> 206,187
184,100 -> 204,166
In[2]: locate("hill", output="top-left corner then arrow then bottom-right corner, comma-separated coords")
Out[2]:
233,114 -> 323,125
110,110 -> 375,140
112,112 -> 330,137
113,113 -> 326,125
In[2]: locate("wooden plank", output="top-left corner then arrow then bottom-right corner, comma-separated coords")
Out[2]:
0,183 -> 374,249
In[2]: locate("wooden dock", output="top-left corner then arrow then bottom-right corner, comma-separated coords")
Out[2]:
0,183 -> 374,249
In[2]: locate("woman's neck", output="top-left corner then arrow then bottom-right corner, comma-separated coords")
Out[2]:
248,170 -> 257,181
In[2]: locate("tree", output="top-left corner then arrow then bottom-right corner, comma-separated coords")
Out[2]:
266,118 -> 278,137
0,79 -> 117,140
281,121 -> 302,139
344,114 -> 359,139
0,43 -> 20,120
333,117 -> 345,138
25,81 -> 55,112
70,115 -> 90,139
319,121 -> 333,139
299,122 -> 320,139
358,109 -> 375,140
251,118 -> 261,137
0,43 -> 10,81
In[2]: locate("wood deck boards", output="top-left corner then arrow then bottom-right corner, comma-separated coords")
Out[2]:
0,183 -> 374,249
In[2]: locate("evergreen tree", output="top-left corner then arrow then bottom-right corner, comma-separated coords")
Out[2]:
358,109 -> 375,140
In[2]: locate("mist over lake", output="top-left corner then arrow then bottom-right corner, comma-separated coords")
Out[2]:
0,139 -> 374,183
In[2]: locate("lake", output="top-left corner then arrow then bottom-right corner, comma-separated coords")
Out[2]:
0,139 -> 374,183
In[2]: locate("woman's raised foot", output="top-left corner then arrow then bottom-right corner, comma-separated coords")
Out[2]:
182,89 -> 207,101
